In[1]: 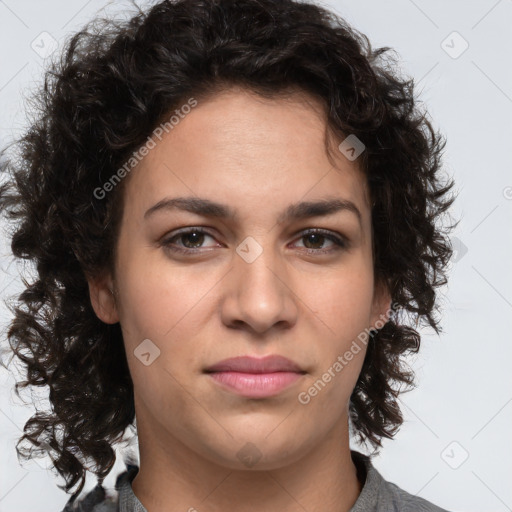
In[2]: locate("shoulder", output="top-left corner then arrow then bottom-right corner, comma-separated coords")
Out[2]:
60,465 -> 138,512
376,479 -> 451,512
351,451 -> 451,512
60,486 -> 119,512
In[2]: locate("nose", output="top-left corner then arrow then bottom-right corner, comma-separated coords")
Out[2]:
220,238 -> 298,335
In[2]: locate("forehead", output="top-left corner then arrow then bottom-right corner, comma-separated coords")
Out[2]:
124,87 -> 371,223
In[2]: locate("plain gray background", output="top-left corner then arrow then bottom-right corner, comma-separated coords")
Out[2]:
0,1 -> 511,511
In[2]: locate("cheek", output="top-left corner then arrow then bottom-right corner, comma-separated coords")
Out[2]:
299,265 -> 375,339
118,266 -> 204,427
295,269 -> 373,399
116,247 -> 210,339
115,253 -> 218,391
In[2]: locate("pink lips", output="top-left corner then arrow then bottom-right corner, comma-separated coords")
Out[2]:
204,355 -> 305,398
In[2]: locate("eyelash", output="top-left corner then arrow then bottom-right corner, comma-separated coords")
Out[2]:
160,227 -> 348,255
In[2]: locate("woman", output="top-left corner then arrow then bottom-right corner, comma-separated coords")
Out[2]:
0,0 -> 456,510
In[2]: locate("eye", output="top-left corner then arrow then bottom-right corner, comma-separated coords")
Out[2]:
160,227 -> 348,255
161,227 -> 218,254
292,229 -> 348,254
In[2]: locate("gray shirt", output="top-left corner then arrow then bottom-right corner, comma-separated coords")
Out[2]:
62,450 -> 450,511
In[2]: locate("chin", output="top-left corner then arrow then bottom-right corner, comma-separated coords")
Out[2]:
198,428 -> 315,471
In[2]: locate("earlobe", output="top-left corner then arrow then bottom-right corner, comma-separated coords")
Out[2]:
87,273 -> 119,324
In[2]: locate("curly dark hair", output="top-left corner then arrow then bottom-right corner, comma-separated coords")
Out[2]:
0,0 -> 457,500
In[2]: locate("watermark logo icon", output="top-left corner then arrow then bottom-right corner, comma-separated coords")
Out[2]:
338,134 -> 365,161
451,236 -> 468,263
441,31 -> 469,59
441,441 -> 469,469
31,31 -> 58,59
134,338 -> 161,366
236,236 -> 263,264
236,442 -> 263,468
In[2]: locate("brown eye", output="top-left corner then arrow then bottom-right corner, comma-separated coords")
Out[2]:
176,230 -> 207,249
293,229 -> 348,254
161,228 -> 218,253
161,227 -> 348,256
302,233 -> 329,250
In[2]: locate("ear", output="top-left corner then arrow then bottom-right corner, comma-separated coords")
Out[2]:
369,278 -> 392,331
87,271 -> 119,324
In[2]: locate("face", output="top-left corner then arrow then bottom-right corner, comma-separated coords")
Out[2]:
89,87 -> 390,470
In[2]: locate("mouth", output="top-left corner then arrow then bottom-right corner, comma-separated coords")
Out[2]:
204,355 -> 306,398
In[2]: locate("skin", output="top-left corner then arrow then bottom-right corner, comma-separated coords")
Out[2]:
88,86 -> 391,512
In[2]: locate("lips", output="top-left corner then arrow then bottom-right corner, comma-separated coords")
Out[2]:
204,355 -> 304,374
204,355 -> 306,398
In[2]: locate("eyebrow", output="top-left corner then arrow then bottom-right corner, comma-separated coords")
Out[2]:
144,196 -> 362,226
